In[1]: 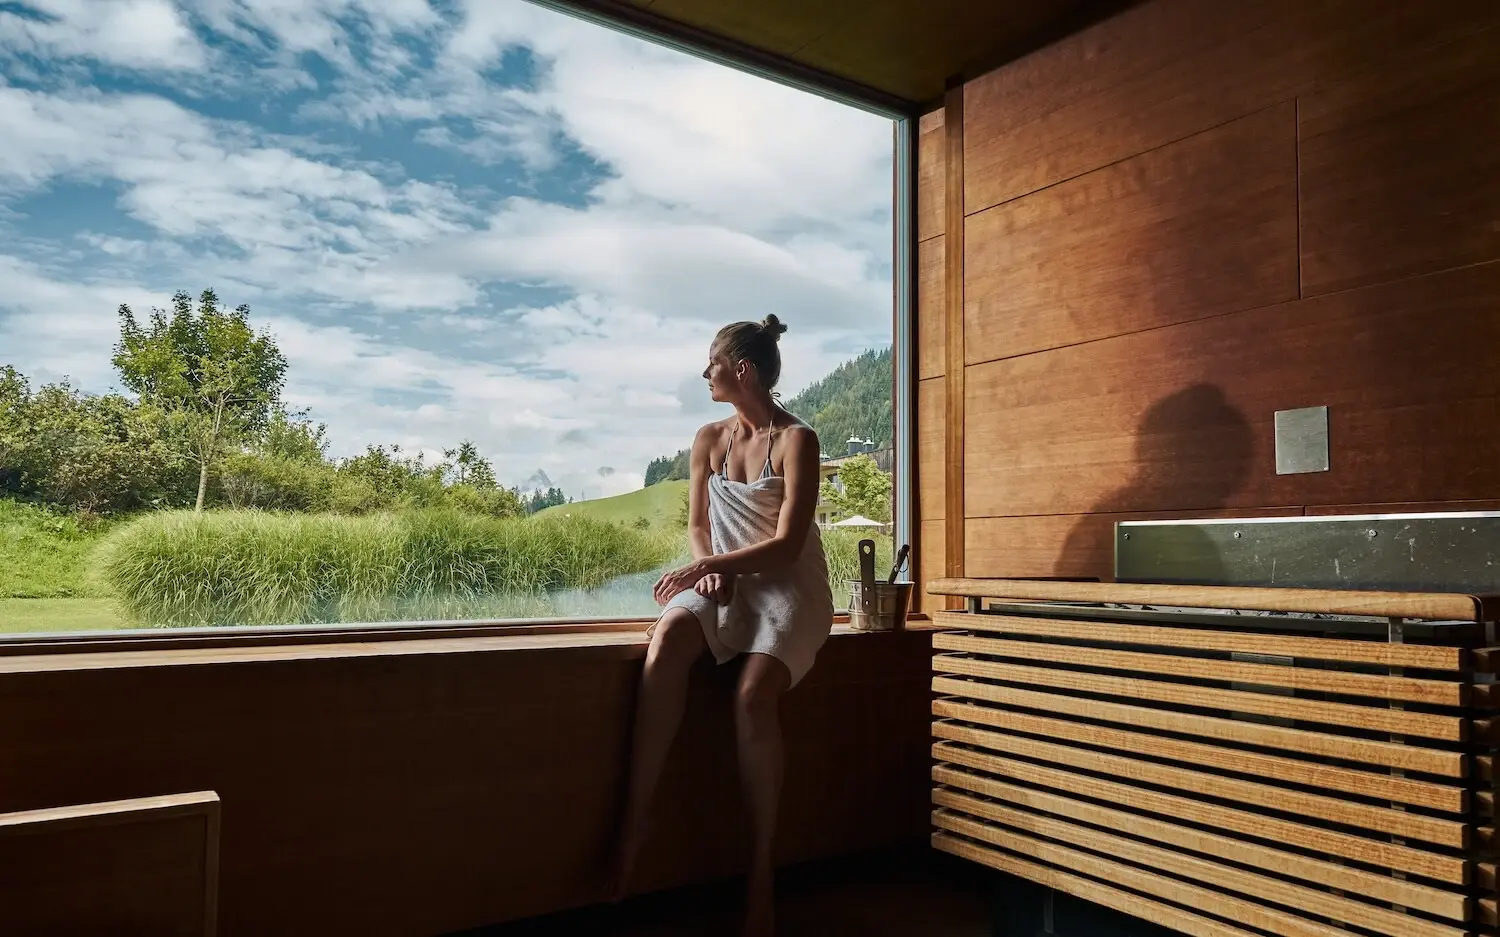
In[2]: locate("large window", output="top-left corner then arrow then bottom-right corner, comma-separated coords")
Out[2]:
0,1 -> 900,635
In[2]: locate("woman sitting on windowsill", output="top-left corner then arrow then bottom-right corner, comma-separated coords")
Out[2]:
607,314 -> 834,937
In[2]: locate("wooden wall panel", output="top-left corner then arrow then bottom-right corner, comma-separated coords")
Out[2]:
1306,501 -> 1500,517
917,236 -> 945,379
0,793 -> 220,937
920,519 -> 946,604
943,83 -> 966,584
1300,26 -> 1500,296
964,261 -> 1500,519
917,108 -> 945,242
961,0 -> 1500,214
964,104 -> 1298,365
966,508 -> 1297,581
0,633 -> 933,937
917,378 -> 945,522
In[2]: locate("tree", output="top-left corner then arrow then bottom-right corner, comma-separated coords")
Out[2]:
113,289 -> 288,512
522,486 -> 568,515
645,449 -> 691,486
819,453 -> 892,523
0,367 -> 183,513
444,440 -> 496,488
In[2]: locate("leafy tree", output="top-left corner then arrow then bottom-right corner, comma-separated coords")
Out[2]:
522,486 -> 568,515
113,289 -> 288,512
336,444 -> 444,507
819,453 -> 892,523
444,439 -> 498,489
0,367 -> 183,513
260,406 -> 329,463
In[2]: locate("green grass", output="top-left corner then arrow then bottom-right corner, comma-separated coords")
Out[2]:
0,499 -> 112,598
537,480 -> 688,529
96,507 -> 678,627
0,598 -> 123,633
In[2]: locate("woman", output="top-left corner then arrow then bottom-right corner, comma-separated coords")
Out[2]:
609,314 -> 834,937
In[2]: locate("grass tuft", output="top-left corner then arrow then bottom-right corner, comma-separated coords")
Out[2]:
96,508 -> 677,627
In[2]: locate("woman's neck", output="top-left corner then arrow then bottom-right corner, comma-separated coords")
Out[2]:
735,394 -> 779,433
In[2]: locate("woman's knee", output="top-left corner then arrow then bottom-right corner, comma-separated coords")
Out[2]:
735,656 -> 790,720
646,609 -> 704,673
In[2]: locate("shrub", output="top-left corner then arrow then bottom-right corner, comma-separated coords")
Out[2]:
1,369 -> 189,513
96,508 -> 676,627
219,451 -> 337,511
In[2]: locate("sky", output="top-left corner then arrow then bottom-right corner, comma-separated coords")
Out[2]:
0,0 -> 894,499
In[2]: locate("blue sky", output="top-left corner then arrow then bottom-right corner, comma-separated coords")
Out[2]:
0,0 -> 893,498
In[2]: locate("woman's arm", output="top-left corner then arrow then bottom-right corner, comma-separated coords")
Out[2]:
686,423 -> 717,561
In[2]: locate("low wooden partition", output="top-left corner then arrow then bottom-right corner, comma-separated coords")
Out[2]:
0,791 -> 220,937
927,578 -> 1500,937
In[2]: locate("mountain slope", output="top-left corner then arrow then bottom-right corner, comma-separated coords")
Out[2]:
784,347 -> 892,455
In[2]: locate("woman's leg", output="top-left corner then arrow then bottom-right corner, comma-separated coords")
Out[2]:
608,607 -> 707,900
734,653 -> 792,937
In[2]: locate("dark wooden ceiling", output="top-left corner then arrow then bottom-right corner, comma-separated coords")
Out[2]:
531,0 -> 1132,112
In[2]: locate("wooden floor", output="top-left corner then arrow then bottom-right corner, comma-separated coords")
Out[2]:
453,848 -> 996,936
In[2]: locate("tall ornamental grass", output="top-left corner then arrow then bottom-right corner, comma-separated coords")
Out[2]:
96,509 -> 675,627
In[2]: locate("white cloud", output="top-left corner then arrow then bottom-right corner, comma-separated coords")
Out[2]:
0,0 -> 206,71
0,85 -> 482,310
0,0 -> 894,500
0,255 -> 171,388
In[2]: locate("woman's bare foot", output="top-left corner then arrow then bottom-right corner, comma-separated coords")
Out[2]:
742,868 -> 775,937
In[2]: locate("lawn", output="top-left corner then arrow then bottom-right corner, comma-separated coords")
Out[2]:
536,480 -> 688,530
0,598 -> 123,633
0,498 -> 111,598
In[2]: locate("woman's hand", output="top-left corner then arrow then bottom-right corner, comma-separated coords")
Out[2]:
653,560 -> 710,606
694,572 -> 735,606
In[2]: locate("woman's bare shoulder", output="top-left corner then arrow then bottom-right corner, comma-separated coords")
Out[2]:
779,421 -> 819,448
692,419 -> 732,449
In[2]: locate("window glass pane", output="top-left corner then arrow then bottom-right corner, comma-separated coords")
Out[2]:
0,2 -> 896,634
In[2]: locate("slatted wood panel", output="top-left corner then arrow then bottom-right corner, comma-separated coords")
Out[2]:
930,579 -> 1498,937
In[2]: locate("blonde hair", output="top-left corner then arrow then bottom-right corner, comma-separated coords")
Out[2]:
714,315 -> 788,389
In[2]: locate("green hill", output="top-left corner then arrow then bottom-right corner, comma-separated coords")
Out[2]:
785,347 -> 892,454
643,346 -> 892,484
536,479 -> 688,529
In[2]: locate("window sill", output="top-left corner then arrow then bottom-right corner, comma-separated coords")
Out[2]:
0,615 -> 935,676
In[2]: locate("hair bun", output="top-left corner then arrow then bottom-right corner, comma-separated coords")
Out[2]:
762,314 -> 788,340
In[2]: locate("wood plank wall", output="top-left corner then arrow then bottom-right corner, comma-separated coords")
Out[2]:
913,0 -> 1500,585
0,631 -> 933,937
0,793 -> 221,937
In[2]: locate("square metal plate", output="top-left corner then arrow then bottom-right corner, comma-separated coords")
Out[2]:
1274,406 -> 1329,475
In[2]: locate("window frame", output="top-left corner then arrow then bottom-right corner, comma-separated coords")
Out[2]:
0,4 -> 922,653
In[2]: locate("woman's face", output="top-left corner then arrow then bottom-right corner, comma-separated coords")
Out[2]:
703,344 -> 745,403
